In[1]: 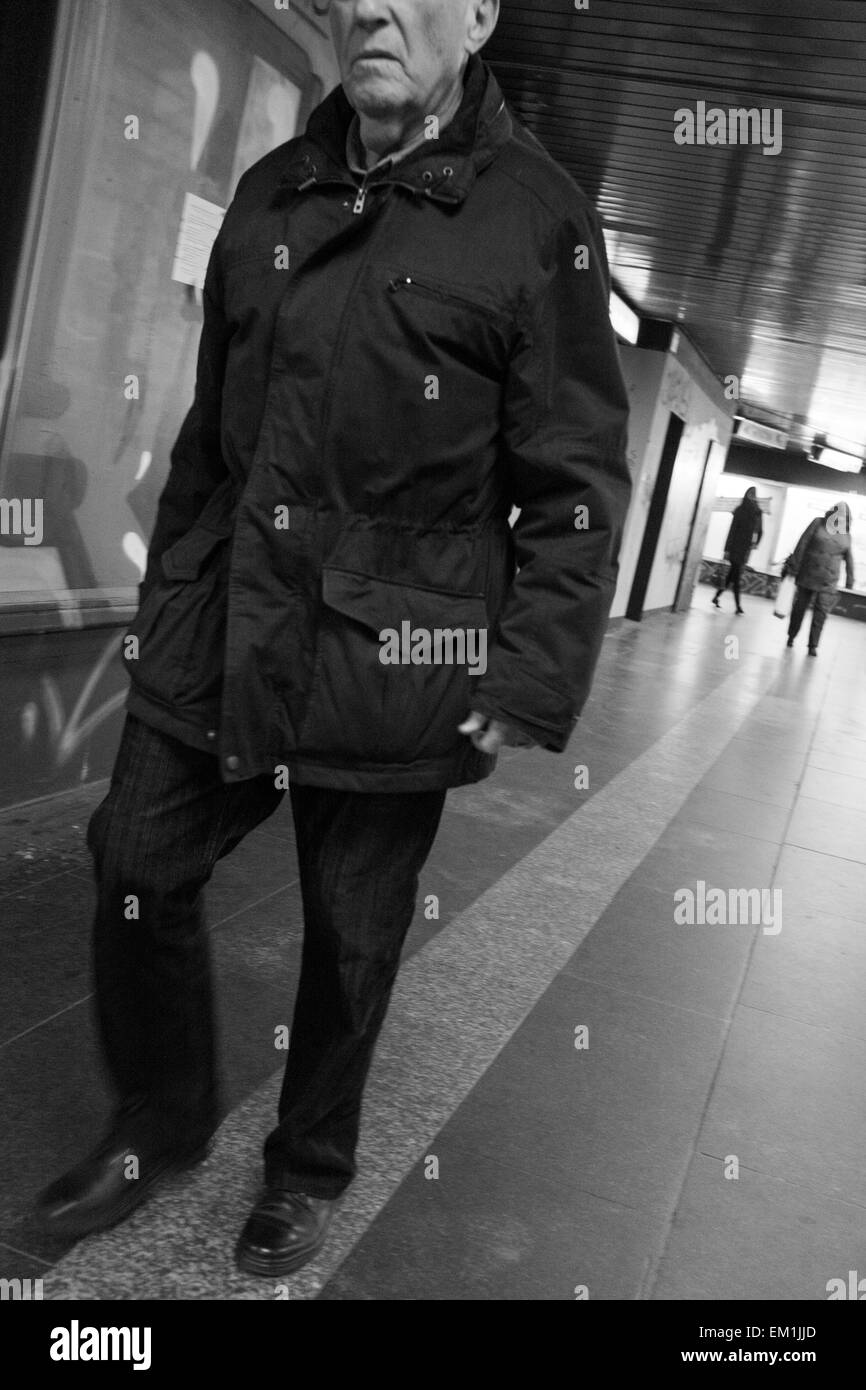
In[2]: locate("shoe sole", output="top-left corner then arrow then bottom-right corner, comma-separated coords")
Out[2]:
235,1235 -> 328,1278
35,1143 -> 211,1239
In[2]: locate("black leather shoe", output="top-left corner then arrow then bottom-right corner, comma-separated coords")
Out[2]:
34,1132 -> 211,1239
808,646 -> 818,657
236,1189 -> 338,1276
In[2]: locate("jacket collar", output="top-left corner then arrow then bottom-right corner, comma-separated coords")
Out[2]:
277,54 -> 512,206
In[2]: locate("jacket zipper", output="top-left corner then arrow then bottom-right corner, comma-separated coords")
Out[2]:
315,195 -> 399,484
296,169 -> 454,216
293,168 -> 371,214
352,177 -> 369,215
388,274 -> 499,320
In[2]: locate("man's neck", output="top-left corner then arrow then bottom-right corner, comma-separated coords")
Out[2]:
357,69 -> 466,171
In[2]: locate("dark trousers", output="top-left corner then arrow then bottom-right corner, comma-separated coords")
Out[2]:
88,714 -> 445,1198
787,585 -> 838,649
716,560 -> 744,605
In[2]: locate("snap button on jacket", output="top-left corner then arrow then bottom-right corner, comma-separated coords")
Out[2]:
124,56 -> 632,791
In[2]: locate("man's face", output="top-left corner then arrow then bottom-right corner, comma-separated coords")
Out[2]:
330,0 -> 484,121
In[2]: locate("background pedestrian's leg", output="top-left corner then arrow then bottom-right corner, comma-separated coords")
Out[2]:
807,589 -> 838,651
787,586 -> 811,640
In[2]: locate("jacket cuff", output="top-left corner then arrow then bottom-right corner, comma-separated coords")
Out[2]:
469,665 -> 577,752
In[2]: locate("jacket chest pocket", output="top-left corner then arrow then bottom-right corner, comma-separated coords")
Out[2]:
326,268 -> 511,485
385,272 -> 503,320
382,269 -> 508,369
299,567 -> 489,767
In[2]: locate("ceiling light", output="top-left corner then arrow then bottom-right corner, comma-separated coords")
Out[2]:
817,447 -> 863,473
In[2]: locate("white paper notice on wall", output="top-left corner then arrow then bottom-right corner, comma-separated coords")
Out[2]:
170,193 -> 226,289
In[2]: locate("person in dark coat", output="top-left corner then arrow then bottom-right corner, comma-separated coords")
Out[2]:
785,502 -> 855,655
713,486 -> 763,613
36,0 -> 632,1274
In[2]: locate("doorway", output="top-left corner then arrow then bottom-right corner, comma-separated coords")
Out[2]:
672,437 -> 720,612
626,412 -> 685,621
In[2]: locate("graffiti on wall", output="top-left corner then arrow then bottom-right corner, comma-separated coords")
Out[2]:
20,632 -> 127,774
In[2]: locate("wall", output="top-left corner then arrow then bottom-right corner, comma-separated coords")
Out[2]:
611,340 -> 735,619
726,439 -> 866,497
0,0 -> 331,615
0,0 -> 340,812
610,347 -> 666,619
248,0 -> 340,94
0,627 -> 127,809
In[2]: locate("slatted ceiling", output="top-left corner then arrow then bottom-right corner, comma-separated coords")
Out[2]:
490,2 -> 866,94
485,0 -> 866,454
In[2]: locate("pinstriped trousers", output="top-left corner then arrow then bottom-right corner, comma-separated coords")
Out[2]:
87,713 -> 445,1198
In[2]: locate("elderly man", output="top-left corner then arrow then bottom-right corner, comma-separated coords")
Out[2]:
36,0 -> 631,1276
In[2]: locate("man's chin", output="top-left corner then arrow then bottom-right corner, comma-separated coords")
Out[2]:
344,76 -> 407,121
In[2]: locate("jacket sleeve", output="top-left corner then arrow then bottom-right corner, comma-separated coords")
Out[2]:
752,511 -> 763,547
723,514 -> 735,556
790,518 -> 820,579
845,540 -> 855,589
138,245 -> 231,601
470,203 -> 632,751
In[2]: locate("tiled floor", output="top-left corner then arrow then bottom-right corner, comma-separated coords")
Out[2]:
1,590 -> 864,1300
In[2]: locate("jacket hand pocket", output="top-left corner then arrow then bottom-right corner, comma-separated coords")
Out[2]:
160,517 -> 233,580
125,524 -> 230,706
298,567 -> 490,766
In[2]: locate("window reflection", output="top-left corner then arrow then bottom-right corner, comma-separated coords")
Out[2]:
0,0 -> 321,627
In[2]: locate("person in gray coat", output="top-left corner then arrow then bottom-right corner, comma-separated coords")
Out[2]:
785,502 -> 855,655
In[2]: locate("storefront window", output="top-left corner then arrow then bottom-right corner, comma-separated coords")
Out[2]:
0,0 -> 324,632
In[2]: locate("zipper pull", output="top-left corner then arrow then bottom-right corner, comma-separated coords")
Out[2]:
352,182 -> 368,215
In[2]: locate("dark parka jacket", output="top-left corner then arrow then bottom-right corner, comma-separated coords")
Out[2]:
125,56 -> 632,791
724,493 -> 762,565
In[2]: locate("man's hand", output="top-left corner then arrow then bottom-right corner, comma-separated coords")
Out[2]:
458,711 -> 536,754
